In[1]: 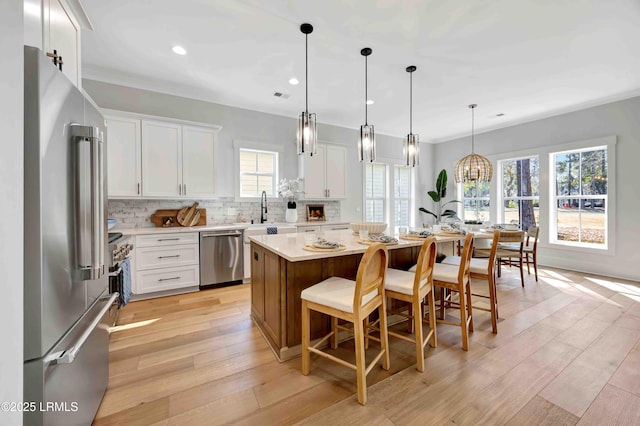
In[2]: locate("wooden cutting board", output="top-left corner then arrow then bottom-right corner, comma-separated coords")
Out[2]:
150,208 -> 206,227
177,202 -> 199,226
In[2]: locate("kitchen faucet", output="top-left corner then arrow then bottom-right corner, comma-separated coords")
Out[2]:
260,190 -> 268,223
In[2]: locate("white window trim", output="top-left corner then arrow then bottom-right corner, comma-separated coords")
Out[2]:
549,143 -> 612,251
233,139 -> 283,201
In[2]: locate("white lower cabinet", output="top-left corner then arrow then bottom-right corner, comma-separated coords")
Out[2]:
134,232 -> 199,295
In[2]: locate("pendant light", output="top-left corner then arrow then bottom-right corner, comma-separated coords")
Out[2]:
454,104 -> 493,183
358,47 -> 376,162
297,23 -> 317,156
404,65 -> 419,167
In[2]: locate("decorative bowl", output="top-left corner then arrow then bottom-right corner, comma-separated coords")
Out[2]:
108,218 -> 117,230
349,222 -> 387,235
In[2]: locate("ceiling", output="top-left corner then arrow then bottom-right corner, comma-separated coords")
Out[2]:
81,0 -> 640,142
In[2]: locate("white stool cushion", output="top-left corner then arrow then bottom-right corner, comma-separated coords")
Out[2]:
432,263 -> 459,284
301,276 -> 377,313
385,268 -> 427,296
408,264 -> 417,273
441,256 -> 489,275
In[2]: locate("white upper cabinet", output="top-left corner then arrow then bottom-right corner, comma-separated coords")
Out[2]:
182,126 -> 216,198
142,121 -> 182,197
106,116 -> 141,197
300,143 -> 347,199
25,0 -> 92,88
105,111 -> 221,199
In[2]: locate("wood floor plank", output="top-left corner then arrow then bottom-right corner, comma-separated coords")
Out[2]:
539,324 -> 640,417
554,317 -> 612,350
165,388 -> 259,426
577,385 -> 640,426
93,397 -> 170,426
608,338 -> 640,397
506,396 -> 579,426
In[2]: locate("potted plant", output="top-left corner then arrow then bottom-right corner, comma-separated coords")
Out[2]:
419,169 -> 460,225
278,178 -> 303,223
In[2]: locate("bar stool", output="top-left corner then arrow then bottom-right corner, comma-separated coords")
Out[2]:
441,230 -> 500,333
384,237 -> 437,372
301,243 -> 390,405
432,234 -> 474,350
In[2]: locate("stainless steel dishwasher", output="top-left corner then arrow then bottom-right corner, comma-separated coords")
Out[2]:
200,230 -> 244,287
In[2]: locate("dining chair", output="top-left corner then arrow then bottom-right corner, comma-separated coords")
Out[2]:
441,230 -> 500,333
384,237 -> 437,372
493,230 -> 526,286
432,234 -> 475,351
502,225 -> 539,281
301,243 -> 390,405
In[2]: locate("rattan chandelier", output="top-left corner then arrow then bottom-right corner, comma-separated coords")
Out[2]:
454,104 -> 493,183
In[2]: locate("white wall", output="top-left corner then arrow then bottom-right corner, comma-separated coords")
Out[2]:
0,0 -> 24,424
82,79 -> 406,222
434,96 -> 640,281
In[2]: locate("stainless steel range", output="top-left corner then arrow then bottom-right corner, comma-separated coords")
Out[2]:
108,232 -> 134,319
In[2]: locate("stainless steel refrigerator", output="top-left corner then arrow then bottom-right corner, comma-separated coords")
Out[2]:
23,46 -> 118,425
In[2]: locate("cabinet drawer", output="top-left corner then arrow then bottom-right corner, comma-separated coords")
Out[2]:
136,232 -> 198,247
323,224 -> 350,231
136,265 -> 199,294
297,226 -> 320,233
136,244 -> 199,270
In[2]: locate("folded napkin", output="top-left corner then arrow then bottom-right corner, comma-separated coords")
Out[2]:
368,235 -> 398,244
313,238 -> 341,248
408,230 -> 434,238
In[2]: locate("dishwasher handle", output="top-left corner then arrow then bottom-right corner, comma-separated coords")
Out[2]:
201,231 -> 243,238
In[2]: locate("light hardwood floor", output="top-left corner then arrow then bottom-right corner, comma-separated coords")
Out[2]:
94,266 -> 640,425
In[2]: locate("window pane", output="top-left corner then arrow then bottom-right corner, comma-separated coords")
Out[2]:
520,157 -> 539,197
581,198 -> 606,244
502,160 -> 518,197
464,181 -> 490,198
365,164 -> 386,198
257,175 -> 273,194
557,201 -> 578,243
365,200 -> 384,222
503,199 -> 539,229
257,153 -> 274,173
395,199 -> 410,227
464,199 -> 490,222
240,151 -> 256,173
241,175 -> 257,197
394,167 -> 411,198
555,153 -> 580,196
581,149 -> 607,195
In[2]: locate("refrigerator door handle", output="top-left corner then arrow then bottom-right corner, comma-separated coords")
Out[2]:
46,293 -> 118,365
72,124 -> 105,280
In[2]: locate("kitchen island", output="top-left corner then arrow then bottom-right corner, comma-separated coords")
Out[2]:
249,230 -> 428,361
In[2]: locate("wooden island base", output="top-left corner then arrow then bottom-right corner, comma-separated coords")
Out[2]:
250,240 -> 420,361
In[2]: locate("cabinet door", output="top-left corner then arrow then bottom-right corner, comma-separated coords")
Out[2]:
325,144 -> 347,199
142,121 -> 182,197
182,126 -> 215,198
48,0 -> 79,86
251,244 -> 265,320
302,144 -> 326,199
106,116 -> 141,197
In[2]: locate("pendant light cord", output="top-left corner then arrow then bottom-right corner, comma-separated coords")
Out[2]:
471,105 -> 475,153
305,33 -> 308,113
365,54 -> 368,125
409,71 -> 413,134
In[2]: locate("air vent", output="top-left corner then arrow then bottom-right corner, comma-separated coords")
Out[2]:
273,92 -> 290,99
496,113 -> 505,117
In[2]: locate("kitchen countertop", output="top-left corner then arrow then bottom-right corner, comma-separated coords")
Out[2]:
111,221 -> 350,236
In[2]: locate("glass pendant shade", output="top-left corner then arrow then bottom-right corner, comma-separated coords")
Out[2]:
454,103 -> 493,183
404,133 -> 419,167
297,23 -> 317,156
297,111 -> 317,155
359,124 -> 376,162
358,47 -> 376,162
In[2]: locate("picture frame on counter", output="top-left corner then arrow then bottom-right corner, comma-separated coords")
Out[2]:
306,204 -> 326,221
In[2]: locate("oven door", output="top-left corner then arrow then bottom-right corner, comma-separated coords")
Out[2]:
108,264 -> 123,324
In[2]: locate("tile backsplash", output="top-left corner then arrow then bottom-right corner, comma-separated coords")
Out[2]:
108,197 -> 341,228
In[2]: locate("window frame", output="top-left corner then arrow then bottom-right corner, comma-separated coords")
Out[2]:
550,145 -> 609,250
234,140 -> 282,201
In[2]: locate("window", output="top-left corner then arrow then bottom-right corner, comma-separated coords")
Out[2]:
394,165 -> 413,229
364,163 -> 387,222
552,146 -> 607,247
239,148 -> 278,197
461,181 -> 490,222
500,156 -> 539,231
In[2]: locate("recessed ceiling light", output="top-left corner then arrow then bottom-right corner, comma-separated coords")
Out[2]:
172,46 -> 187,55
289,78 -> 299,85
496,113 -> 505,117
366,99 -> 374,105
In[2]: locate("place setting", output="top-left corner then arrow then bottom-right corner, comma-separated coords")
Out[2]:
302,235 -> 346,252
357,229 -> 399,246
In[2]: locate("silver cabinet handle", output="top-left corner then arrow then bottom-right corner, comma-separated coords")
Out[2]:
46,293 -> 118,365
179,183 -> 182,195
157,238 -> 180,241
158,255 -> 180,259
137,182 -> 140,195
327,189 -> 330,198
158,276 -> 181,282
184,184 -> 187,195
71,124 -> 105,280
202,233 -> 242,238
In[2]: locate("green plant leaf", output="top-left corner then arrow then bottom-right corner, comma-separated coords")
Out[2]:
436,169 -> 448,198
442,209 -> 459,218
427,191 -> 441,203
442,199 -> 461,206
418,207 -> 437,219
